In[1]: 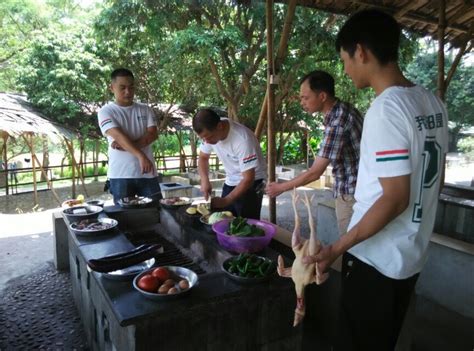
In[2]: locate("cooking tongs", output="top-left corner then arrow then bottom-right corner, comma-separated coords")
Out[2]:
87,244 -> 164,273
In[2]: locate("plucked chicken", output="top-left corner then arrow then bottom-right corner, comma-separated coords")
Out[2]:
277,189 -> 328,326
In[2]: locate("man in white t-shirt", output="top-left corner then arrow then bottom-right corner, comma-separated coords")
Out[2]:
193,108 -> 267,219
97,68 -> 161,203
305,10 -> 449,351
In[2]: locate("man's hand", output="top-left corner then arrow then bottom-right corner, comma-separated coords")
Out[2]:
303,244 -> 340,275
111,140 -> 125,151
200,181 -> 212,200
211,196 -> 231,209
138,154 -> 154,174
265,182 -> 285,198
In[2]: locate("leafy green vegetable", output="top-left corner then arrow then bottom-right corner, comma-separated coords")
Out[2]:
228,217 -> 265,237
224,253 -> 276,278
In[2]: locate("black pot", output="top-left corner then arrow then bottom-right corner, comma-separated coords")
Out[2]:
62,205 -> 103,223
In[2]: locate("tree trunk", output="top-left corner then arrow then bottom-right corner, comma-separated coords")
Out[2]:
93,139 -> 99,181
301,130 -> 308,163
79,139 -> 85,184
190,132 -> 197,168
176,131 -> 187,173
40,135 -> 49,182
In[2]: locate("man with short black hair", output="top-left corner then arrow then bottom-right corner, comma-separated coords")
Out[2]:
98,68 -> 161,203
308,10 -> 448,350
193,108 -> 267,219
266,70 -> 363,236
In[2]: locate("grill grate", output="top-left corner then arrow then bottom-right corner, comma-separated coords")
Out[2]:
124,230 -> 206,275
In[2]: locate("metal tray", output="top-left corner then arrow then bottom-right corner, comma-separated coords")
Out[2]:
118,196 -> 154,209
159,197 -> 192,209
102,258 -> 155,281
69,217 -> 118,237
133,266 -> 198,300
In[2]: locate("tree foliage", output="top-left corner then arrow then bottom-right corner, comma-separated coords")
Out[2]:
3,0 -> 472,166
17,31 -> 109,136
405,47 -> 474,131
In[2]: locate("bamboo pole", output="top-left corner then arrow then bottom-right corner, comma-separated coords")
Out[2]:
64,138 -> 89,198
266,0 -> 276,224
437,0 -> 446,101
29,133 -> 39,205
1,132 -> 9,195
21,134 -> 62,205
255,0 -> 297,140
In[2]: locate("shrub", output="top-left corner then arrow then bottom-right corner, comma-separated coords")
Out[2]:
457,136 -> 474,159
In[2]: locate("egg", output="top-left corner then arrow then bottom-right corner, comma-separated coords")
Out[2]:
164,279 -> 176,286
178,279 -> 189,290
168,287 -> 179,294
158,284 -> 173,294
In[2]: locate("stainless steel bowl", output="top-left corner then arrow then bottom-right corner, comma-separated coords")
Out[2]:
199,215 -> 214,234
69,217 -> 118,236
133,266 -> 198,301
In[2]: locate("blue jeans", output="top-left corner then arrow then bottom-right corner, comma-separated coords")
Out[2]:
109,177 -> 162,204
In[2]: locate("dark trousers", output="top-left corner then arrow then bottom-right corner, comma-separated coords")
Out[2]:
334,252 -> 419,351
109,177 -> 162,204
221,179 -> 264,220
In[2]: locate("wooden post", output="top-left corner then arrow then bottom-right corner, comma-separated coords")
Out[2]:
29,133 -> 39,205
2,132 -> 9,195
255,0 -> 297,140
266,0 -> 276,224
437,0 -> 446,101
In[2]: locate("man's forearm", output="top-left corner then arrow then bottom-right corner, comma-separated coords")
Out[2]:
224,177 -> 254,203
107,129 -> 146,160
282,169 -> 321,192
135,130 -> 158,149
198,158 -> 210,183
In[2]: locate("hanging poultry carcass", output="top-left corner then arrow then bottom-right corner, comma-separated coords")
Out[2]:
277,189 -> 329,327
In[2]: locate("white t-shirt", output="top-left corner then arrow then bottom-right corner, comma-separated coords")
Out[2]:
199,119 -> 267,186
348,86 -> 448,279
98,102 -> 157,178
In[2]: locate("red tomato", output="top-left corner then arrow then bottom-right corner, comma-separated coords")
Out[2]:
137,274 -> 159,293
151,267 -> 170,282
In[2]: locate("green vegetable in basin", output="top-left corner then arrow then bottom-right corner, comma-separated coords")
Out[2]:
228,217 -> 265,237
223,253 -> 276,278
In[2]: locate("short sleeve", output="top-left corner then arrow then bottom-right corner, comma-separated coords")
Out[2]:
237,139 -> 259,172
146,106 -> 157,128
199,142 -> 213,154
368,101 -> 412,178
97,106 -> 119,136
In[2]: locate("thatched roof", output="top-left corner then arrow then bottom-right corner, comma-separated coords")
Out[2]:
276,0 -> 473,48
0,93 -> 77,142
153,103 -> 193,132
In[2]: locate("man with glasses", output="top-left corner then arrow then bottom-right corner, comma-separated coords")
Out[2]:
266,70 -> 363,236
